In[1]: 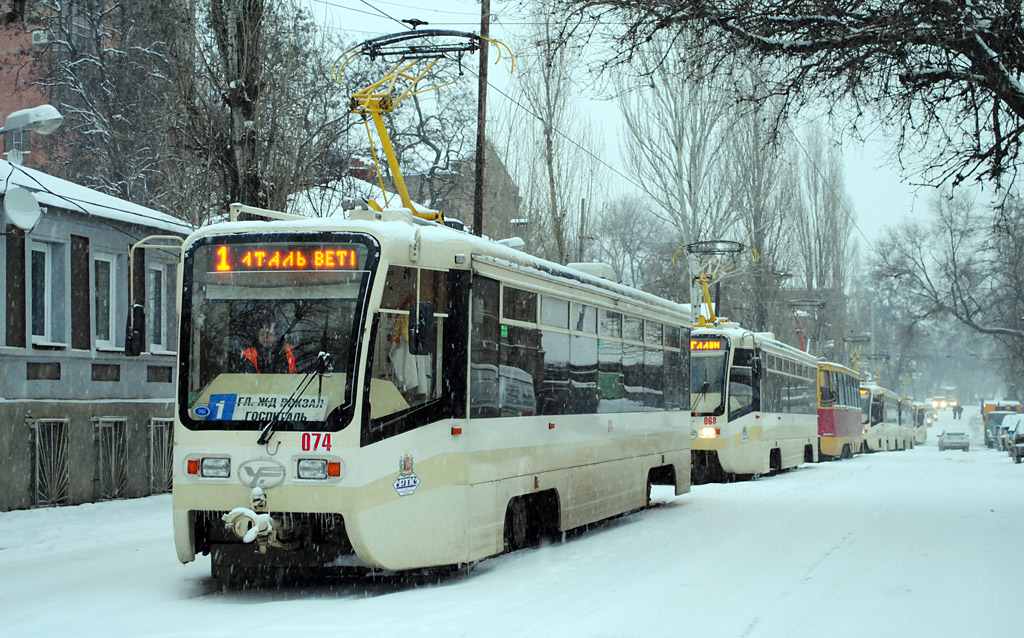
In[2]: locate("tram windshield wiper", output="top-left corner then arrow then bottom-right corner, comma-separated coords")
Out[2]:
692,377 -> 711,412
257,352 -> 334,446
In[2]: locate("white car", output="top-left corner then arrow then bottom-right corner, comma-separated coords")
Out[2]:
937,430 -> 970,452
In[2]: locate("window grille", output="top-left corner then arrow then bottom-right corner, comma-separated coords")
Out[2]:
149,418 -> 173,493
94,418 -> 128,500
32,419 -> 69,507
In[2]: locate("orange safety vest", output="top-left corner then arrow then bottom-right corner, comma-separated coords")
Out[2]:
243,344 -> 296,374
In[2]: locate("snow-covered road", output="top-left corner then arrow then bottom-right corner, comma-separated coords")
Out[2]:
2,411 -> 1020,637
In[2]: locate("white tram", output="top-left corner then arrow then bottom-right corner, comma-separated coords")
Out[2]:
859,384 -> 908,452
689,323 -> 819,482
170,207 -> 692,576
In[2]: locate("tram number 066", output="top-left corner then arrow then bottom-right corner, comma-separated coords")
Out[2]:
301,432 -> 332,452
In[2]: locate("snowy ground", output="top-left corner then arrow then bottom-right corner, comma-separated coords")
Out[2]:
2,410 -> 1021,638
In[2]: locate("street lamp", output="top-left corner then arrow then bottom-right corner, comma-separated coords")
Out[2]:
0,104 -> 64,165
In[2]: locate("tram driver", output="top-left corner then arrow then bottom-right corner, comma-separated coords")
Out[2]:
239,316 -> 297,374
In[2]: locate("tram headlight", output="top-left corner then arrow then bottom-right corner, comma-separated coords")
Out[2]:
699,426 -> 720,438
297,459 -> 343,480
199,457 -> 231,478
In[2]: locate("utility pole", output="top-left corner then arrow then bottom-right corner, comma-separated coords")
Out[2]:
472,0 -> 490,236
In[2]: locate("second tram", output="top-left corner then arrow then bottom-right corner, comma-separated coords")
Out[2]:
690,324 -> 819,482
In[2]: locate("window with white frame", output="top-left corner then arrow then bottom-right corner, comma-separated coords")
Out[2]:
30,244 -> 52,341
3,128 -> 26,156
93,253 -> 116,348
148,264 -> 167,349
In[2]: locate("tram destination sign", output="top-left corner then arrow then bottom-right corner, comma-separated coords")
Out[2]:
209,242 -> 367,273
691,339 -> 724,351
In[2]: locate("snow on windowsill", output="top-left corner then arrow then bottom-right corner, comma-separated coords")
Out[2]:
31,340 -> 67,350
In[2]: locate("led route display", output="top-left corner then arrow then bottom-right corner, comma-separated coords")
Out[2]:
690,339 -> 724,351
210,243 -> 367,273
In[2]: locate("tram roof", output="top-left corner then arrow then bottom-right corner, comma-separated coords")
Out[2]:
692,322 -> 818,361
183,210 -> 692,318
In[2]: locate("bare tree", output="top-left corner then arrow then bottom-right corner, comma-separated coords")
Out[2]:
32,1 -> 183,205
557,0 -> 1024,188
791,123 -> 857,294
590,196 -> 676,289
166,0 -> 355,218
618,34 -> 739,246
496,2 -> 605,263
872,190 -> 1024,388
726,92 -> 800,332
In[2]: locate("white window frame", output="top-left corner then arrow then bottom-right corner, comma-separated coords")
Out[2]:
148,263 -> 168,351
93,253 -> 117,349
30,243 -> 52,343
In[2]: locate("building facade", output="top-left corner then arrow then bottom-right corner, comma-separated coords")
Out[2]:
1,159 -> 190,511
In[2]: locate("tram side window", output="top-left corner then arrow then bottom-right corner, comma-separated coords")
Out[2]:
499,324 -> 541,417
598,337 -> 624,411
369,266 -> 445,426
666,329 -> 690,411
541,295 -> 569,328
370,313 -> 443,418
539,329 -> 571,415
503,287 -> 537,322
728,348 -> 757,419
419,268 -> 447,310
819,370 -> 832,404
644,345 -> 665,411
728,366 -> 755,420
571,302 -> 597,333
470,276 -> 501,418
381,265 -> 416,310
568,333 -> 600,414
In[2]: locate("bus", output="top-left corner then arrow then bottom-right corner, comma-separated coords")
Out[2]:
859,384 -> 907,452
167,205 -> 693,577
816,361 -> 863,460
690,324 -> 819,482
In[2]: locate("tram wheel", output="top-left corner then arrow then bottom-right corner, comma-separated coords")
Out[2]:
505,497 -> 530,552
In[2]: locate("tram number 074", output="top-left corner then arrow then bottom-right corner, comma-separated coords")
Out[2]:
301,432 -> 332,452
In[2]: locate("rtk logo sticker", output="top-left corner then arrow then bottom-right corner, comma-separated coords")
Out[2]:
393,453 -> 420,497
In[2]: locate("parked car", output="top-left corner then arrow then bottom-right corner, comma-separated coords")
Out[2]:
999,417 -> 1024,456
937,430 -> 970,452
1010,424 -> 1024,463
986,411 -> 1017,448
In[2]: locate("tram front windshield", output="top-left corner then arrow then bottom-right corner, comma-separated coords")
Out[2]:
690,340 -> 729,416
180,235 -> 376,430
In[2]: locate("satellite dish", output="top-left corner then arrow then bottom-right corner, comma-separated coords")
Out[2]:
2,186 -> 43,231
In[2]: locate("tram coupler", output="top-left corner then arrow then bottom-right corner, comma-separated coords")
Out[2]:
222,487 -> 277,554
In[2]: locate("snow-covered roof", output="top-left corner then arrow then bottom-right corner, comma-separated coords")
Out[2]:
1,160 -> 192,235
